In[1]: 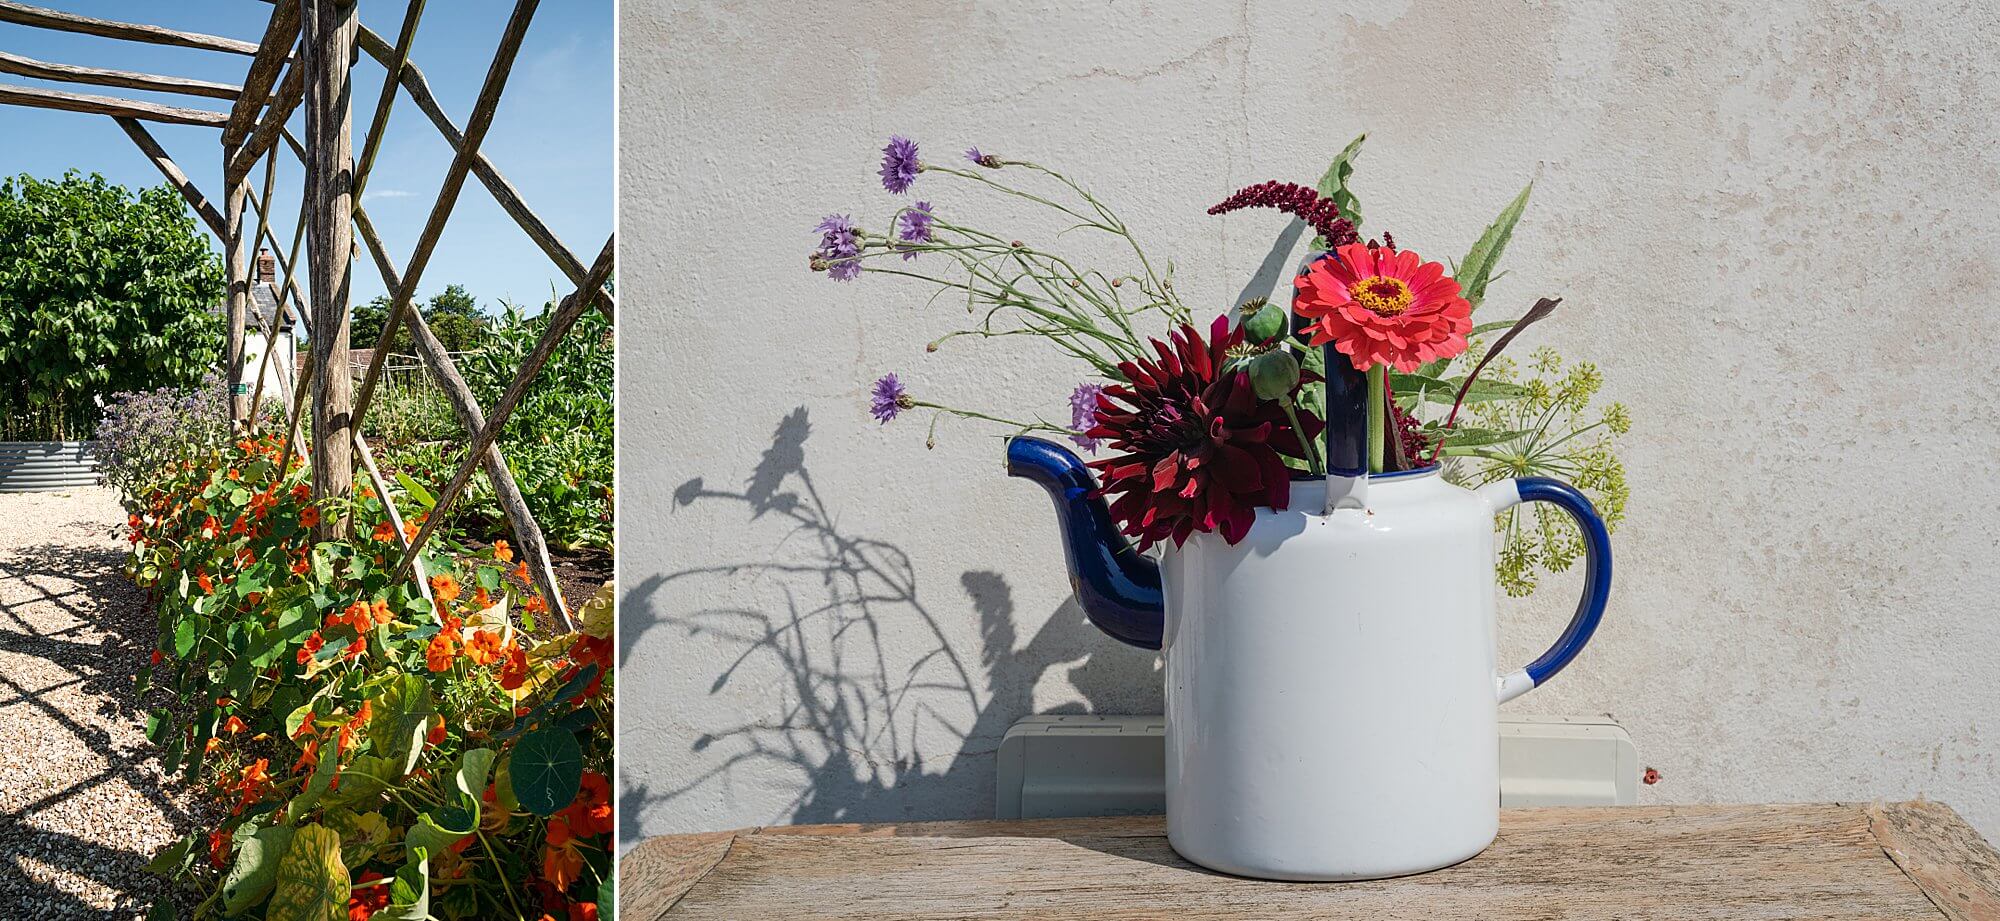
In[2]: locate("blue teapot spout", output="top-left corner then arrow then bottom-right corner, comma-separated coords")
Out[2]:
1006,437 -> 1165,650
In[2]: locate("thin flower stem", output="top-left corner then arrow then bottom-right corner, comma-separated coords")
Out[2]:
1279,398 -> 1324,475
1366,365 -> 1387,474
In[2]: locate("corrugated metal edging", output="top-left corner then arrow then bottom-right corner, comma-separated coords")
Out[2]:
0,441 -> 98,492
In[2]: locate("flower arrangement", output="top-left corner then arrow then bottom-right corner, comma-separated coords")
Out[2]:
815,134 -> 1627,588
114,404 -> 612,920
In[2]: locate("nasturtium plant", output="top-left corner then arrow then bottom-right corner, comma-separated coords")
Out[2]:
115,412 -> 613,919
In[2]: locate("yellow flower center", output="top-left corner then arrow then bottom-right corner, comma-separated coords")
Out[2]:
1350,275 -> 1413,316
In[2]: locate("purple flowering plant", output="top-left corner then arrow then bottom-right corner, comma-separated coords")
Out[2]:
816,135 -> 1197,447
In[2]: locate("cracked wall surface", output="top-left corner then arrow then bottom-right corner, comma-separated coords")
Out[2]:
618,0 -> 2000,844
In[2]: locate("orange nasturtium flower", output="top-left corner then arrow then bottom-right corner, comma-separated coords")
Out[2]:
197,572 -> 215,595
223,715 -> 247,735
429,574 -> 462,604
336,601 -> 371,631
298,505 -> 320,528
297,631 -> 324,665
513,561 -> 530,583
370,599 -> 392,627
499,643 -> 529,690
463,630 -> 504,666
491,539 -> 513,563
425,632 -> 459,673
371,520 -> 396,543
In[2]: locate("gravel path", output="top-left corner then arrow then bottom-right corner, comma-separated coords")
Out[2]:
0,488 -> 208,919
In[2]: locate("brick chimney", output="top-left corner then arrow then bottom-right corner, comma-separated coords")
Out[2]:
256,249 -> 276,283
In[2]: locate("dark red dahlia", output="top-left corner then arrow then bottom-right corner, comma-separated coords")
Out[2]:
1085,315 -> 1324,550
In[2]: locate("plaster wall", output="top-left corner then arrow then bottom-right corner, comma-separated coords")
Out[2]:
618,0 -> 2000,845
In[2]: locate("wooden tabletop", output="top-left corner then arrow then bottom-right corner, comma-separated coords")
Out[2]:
623,802 -> 2000,920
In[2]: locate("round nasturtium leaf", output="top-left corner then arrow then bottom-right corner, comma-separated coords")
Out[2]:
265,824 -> 347,921
509,727 -> 583,816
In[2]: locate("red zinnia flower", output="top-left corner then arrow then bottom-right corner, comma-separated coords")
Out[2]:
1293,243 -> 1472,373
1084,315 -> 1321,550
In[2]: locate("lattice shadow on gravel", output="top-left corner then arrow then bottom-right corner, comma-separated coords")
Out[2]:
0,540 -> 205,918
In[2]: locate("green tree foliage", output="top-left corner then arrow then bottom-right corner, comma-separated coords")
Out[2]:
0,171 -> 223,439
350,284 -> 489,355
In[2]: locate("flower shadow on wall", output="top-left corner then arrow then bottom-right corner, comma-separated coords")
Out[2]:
617,408 -> 1159,843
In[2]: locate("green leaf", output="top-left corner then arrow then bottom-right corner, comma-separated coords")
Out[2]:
453,748 -> 497,802
222,824 -> 295,916
509,727 -> 583,816
394,472 -> 435,510
1456,181 -> 1532,314
265,824 -> 347,921
144,836 -> 195,878
146,709 -> 171,743
372,849 -> 430,921
366,674 -> 435,775
1314,133 -> 1367,241
403,803 -> 477,862
148,898 -> 177,921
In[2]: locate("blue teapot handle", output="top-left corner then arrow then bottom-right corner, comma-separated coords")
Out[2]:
1480,476 -> 1613,704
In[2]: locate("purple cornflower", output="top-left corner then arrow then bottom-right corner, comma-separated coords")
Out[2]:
879,136 -> 921,193
1068,382 -> 1105,452
870,373 -> 912,423
812,213 -> 863,281
895,201 -> 934,260
964,147 -> 1001,169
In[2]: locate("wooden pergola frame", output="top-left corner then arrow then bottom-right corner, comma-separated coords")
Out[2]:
0,0 -> 614,628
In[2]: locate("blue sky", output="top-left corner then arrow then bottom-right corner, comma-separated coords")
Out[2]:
0,1 -> 612,313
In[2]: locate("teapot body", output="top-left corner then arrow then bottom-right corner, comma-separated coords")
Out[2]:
1160,470 -> 1502,880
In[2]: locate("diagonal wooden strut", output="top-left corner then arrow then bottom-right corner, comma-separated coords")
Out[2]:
390,235 -> 614,609
353,205 -> 574,628
114,118 -> 227,240
348,0 -> 541,432
222,0 -> 301,150
355,25 -> 615,324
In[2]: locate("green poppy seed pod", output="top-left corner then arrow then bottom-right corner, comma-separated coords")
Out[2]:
1247,349 -> 1301,400
1241,300 -> 1288,344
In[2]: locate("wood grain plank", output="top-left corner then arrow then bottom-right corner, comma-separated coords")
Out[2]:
641,805 -> 1970,920
0,50 -> 240,99
0,82 -> 225,127
623,831 -> 737,921
1870,800 -> 2000,921
0,1 -> 259,55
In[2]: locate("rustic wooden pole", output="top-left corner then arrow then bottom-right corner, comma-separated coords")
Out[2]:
353,205 -> 574,627
355,25 -> 615,324
244,147 -> 285,426
223,175 -> 250,427
350,0 -> 425,204
348,0 -> 540,433
244,192 -> 311,426
113,117 -> 227,240
391,234 -> 613,597
0,83 -> 226,126
351,431 -> 435,607
0,1 -> 260,54
301,0 -> 357,538
221,0 -> 299,150
0,51 -> 242,99
277,354 -> 313,479
226,63 -> 304,181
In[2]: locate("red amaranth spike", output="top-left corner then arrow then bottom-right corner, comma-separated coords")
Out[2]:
1206,180 -> 1360,248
